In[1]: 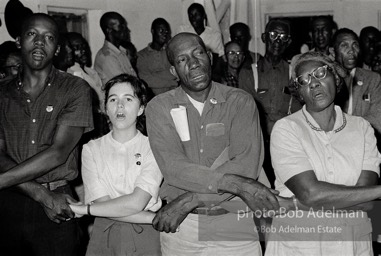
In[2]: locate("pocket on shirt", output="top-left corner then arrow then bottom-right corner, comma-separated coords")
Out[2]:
206,123 -> 225,137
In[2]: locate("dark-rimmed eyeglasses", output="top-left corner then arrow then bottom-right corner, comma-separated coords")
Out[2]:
226,51 -> 244,57
295,65 -> 329,87
268,31 -> 291,42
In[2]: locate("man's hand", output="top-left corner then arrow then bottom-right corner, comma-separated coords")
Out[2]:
218,174 -> 280,214
39,191 -> 77,224
153,192 -> 199,233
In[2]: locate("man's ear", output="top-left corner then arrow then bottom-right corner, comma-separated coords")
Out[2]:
261,33 -> 266,44
170,66 -> 179,80
54,45 -> 60,56
286,38 -> 292,48
329,47 -> 335,59
207,51 -> 213,66
15,37 -> 21,49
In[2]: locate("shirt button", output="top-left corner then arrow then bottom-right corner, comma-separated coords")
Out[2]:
201,125 -> 204,129
27,99 -> 31,103
31,140 -> 35,144
47,83 -> 51,86
200,149 -> 203,153
208,185 -> 213,190
32,119 -> 36,123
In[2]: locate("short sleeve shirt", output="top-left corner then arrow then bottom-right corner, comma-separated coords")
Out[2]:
271,105 -> 381,197
0,67 -> 94,183
82,131 -> 163,211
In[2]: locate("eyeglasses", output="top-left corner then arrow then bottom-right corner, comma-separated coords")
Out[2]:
226,51 -> 244,57
295,65 -> 329,87
268,31 -> 291,42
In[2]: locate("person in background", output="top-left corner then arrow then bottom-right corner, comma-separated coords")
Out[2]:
94,11 -> 136,86
1,49 -> 22,80
53,33 -> 74,72
178,3 -> 224,58
137,18 -> 178,95
359,26 -> 380,70
333,28 -> 381,137
290,16 -> 336,74
230,22 -> 262,68
0,13 -> 93,255
67,32 -> 105,113
70,74 -> 162,255
239,19 -> 302,187
219,41 -> 245,87
146,32 -> 279,256
266,51 -> 381,256
121,40 -> 138,74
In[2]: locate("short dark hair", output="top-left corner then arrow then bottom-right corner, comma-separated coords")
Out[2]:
359,26 -> 379,40
224,41 -> 241,53
265,19 -> 291,34
151,18 -> 169,31
310,15 -> 335,31
332,28 -> 359,48
21,13 -> 58,36
166,33 -> 207,66
188,3 -> 205,16
104,74 -> 148,134
100,12 -> 124,35
229,22 -> 250,37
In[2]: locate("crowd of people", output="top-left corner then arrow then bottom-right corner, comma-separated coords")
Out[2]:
1,2 -> 381,256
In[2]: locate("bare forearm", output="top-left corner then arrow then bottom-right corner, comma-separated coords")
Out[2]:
296,182 -> 381,209
0,148 -> 66,189
111,211 -> 155,224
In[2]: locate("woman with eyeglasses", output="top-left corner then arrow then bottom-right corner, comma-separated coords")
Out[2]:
265,51 -> 381,256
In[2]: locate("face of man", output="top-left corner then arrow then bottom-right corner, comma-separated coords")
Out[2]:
109,17 -> 130,43
224,42 -> 245,70
17,15 -> 59,71
188,7 -> 205,30
360,29 -> 379,63
70,36 -> 87,66
152,22 -> 170,46
263,21 -> 291,58
334,32 -> 360,71
169,34 -> 212,98
312,18 -> 332,51
230,28 -> 250,51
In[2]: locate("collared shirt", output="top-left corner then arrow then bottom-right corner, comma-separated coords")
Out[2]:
239,57 -> 302,137
0,67 -> 94,183
146,82 -> 263,203
177,25 -> 224,57
136,44 -> 178,95
82,131 -> 162,211
221,67 -> 239,88
68,62 -> 105,112
94,40 -> 137,86
271,105 -> 381,198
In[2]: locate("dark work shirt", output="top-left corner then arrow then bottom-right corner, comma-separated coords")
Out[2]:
0,67 -> 93,183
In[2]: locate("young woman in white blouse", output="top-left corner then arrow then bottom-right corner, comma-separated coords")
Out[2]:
70,74 -> 163,255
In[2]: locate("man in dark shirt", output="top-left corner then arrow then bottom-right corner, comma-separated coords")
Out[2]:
0,13 -> 93,255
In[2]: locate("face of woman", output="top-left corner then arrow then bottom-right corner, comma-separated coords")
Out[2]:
106,82 -> 143,131
296,60 -> 336,113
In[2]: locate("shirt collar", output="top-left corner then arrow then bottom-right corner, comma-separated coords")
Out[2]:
17,66 -> 58,91
104,40 -> 122,54
173,81 -> 227,106
147,43 -> 166,51
302,105 -> 346,133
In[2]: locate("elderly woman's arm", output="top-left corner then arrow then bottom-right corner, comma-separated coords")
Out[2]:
285,170 -> 380,211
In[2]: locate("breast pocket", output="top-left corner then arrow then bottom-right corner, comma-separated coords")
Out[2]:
206,123 -> 225,137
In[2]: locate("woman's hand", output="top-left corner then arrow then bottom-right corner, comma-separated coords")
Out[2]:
69,201 -> 86,218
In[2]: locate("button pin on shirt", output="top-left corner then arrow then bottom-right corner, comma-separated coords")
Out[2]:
46,105 -> 54,112
210,98 -> 217,104
135,153 -> 141,165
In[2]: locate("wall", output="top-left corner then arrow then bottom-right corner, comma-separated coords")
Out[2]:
1,0 -> 381,60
